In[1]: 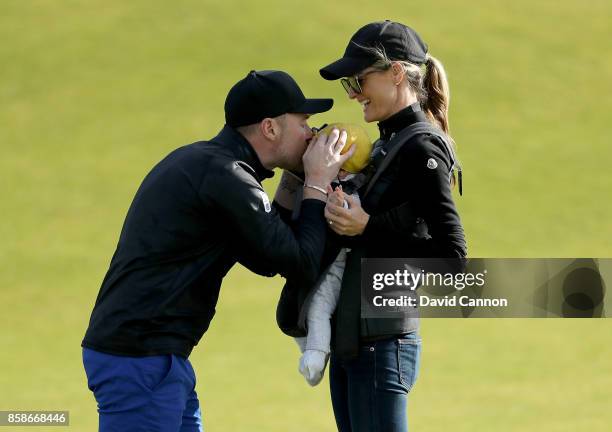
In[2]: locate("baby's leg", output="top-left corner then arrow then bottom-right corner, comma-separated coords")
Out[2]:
299,251 -> 345,386
294,336 -> 307,353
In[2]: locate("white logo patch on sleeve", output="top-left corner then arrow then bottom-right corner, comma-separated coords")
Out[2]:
258,190 -> 272,213
427,158 -> 438,169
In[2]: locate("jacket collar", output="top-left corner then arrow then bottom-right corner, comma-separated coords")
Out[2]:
377,103 -> 428,141
213,125 -> 275,181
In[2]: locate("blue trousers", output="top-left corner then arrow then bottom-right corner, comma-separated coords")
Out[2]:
82,348 -> 203,431
329,333 -> 421,432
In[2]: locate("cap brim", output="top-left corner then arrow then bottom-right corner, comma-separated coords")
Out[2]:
293,98 -> 334,114
319,56 -> 374,80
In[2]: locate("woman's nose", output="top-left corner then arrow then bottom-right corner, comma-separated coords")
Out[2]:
347,88 -> 358,99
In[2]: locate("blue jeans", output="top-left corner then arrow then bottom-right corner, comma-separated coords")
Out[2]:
329,333 -> 421,432
82,348 -> 203,431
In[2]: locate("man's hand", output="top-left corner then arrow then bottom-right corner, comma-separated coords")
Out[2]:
302,128 -> 354,190
325,186 -> 370,236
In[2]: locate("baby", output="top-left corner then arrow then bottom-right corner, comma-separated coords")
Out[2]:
294,123 -> 373,386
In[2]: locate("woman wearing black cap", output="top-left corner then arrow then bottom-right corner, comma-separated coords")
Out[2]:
319,20 -> 467,431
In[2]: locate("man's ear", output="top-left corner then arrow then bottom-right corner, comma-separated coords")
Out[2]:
260,118 -> 280,140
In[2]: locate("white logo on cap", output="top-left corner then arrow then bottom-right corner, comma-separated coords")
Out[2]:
259,190 -> 271,213
427,158 -> 438,169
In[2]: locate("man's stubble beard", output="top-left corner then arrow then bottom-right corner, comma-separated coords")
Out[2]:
276,132 -> 306,173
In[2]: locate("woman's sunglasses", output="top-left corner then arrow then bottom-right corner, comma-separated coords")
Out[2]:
339,68 -> 384,94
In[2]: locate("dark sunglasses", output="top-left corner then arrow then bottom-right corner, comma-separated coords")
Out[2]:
339,69 -> 383,94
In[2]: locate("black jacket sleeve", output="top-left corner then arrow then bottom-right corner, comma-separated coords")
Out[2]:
274,201 -> 293,224
201,161 -> 327,284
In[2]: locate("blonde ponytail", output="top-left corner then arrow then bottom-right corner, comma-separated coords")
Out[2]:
423,54 -> 460,188
423,54 -> 451,135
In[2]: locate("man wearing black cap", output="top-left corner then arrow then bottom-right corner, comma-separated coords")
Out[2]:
81,70 -> 352,431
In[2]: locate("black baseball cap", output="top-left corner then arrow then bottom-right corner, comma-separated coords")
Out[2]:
225,70 -> 334,127
320,20 -> 428,80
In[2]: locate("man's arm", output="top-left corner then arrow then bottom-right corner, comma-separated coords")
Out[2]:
202,162 -> 327,284
205,128 -> 352,282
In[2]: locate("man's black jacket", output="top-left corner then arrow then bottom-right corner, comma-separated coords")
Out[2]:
82,126 -> 327,358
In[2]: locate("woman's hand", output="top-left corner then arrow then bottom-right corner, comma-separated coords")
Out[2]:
325,186 -> 370,236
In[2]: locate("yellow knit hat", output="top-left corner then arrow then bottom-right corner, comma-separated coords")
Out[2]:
317,123 -> 372,173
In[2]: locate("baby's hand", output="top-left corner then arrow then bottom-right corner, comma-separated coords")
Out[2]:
326,185 -> 348,208
299,350 -> 329,386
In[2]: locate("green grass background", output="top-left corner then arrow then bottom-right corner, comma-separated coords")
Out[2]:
1,0 -> 611,430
